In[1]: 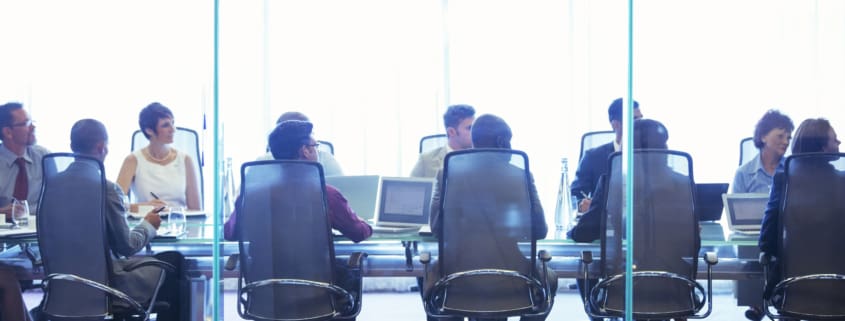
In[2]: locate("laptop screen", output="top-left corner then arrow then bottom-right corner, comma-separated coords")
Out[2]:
723,193 -> 769,231
375,177 -> 435,227
325,175 -> 381,221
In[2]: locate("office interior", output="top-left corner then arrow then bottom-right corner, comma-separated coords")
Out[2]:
2,0 -> 845,320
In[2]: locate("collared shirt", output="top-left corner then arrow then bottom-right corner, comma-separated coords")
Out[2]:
0,143 -> 50,213
613,140 -> 621,152
732,154 -> 783,193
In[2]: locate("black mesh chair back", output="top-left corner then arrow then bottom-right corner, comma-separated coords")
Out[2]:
579,130 -> 615,162
433,149 -> 547,318
419,134 -> 447,154
37,153 -> 111,318
740,137 -> 756,166
131,127 -> 204,204
237,160 -> 352,321
317,140 -> 334,155
597,150 -> 703,319
772,153 -> 845,318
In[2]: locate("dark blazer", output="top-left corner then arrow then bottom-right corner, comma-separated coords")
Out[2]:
566,174 -> 608,243
571,142 -> 614,203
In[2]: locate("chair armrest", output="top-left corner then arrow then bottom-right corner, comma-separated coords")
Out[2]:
347,252 -> 368,269
419,251 -> 431,265
538,250 -> 552,263
759,252 -> 773,265
225,254 -> 239,271
704,251 -> 718,265
121,258 -> 176,273
43,273 -> 146,316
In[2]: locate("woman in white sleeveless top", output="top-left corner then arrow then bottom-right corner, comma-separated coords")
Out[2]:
117,102 -> 201,210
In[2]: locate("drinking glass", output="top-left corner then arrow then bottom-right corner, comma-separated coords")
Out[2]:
11,199 -> 30,228
168,207 -> 186,236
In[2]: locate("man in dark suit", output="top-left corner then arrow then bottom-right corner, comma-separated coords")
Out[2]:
570,98 -> 642,213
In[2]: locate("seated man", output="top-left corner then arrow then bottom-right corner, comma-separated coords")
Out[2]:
568,118 -> 687,321
570,98 -> 642,213
44,119 -> 183,320
411,104 -> 475,178
225,120 -> 371,242
425,114 -> 556,321
224,120 -> 372,320
256,111 -> 343,177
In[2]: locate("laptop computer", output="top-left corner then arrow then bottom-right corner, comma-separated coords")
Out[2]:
722,193 -> 769,235
695,183 -> 729,221
372,176 -> 435,233
326,175 -> 381,221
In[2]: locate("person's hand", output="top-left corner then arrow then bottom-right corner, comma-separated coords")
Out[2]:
144,210 -> 163,229
578,198 -> 592,213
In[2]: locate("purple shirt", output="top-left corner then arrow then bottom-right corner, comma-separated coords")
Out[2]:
224,184 -> 372,242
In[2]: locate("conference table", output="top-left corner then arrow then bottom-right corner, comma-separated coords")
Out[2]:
0,217 -> 764,320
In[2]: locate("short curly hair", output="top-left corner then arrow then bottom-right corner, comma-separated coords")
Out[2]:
753,109 -> 794,149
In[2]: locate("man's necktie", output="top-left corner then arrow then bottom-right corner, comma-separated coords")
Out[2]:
13,157 -> 27,201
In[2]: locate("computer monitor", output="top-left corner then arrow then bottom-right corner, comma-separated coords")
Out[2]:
695,183 -> 729,221
723,193 -> 769,234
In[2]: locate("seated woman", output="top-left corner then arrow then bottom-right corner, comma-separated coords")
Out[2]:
117,102 -> 201,210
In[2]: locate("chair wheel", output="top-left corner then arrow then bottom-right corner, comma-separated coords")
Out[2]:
745,306 -> 763,321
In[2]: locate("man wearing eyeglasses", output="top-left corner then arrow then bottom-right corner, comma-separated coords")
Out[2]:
0,102 -> 50,218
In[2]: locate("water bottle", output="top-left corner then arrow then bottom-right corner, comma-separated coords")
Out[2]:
554,157 -> 573,237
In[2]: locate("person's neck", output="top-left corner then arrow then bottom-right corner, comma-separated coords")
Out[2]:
2,142 -> 25,157
760,149 -> 782,174
146,142 -> 171,160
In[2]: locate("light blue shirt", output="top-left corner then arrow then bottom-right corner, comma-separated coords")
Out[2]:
732,154 -> 783,193
0,143 -> 51,213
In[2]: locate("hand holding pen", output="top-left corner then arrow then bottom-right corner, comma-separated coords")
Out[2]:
578,191 -> 592,213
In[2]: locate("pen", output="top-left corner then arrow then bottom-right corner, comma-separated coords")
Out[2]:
580,191 -> 592,200
150,192 -> 160,200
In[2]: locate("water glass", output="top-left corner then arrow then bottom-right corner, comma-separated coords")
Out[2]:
11,199 -> 30,228
168,207 -> 187,236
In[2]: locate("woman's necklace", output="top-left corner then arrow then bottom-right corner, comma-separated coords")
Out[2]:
145,147 -> 175,165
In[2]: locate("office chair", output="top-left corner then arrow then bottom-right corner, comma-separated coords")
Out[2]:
740,137 -> 756,166
579,130 -> 615,162
318,140 -> 335,155
420,149 -> 554,320
419,134 -> 448,154
236,160 -> 366,321
37,153 -> 172,321
761,153 -> 845,320
131,127 -> 204,204
580,150 -> 717,320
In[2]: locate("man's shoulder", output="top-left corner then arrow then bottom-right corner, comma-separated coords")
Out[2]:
420,146 -> 448,159
582,142 -> 615,164
29,144 -> 51,157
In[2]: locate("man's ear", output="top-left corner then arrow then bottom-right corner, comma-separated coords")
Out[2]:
0,127 -> 10,141
610,120 -> 622,131
446,127 -> 457,138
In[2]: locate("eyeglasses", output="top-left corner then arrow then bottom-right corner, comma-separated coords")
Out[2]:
305,142 -> 320,149
9,120 -> 33,128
